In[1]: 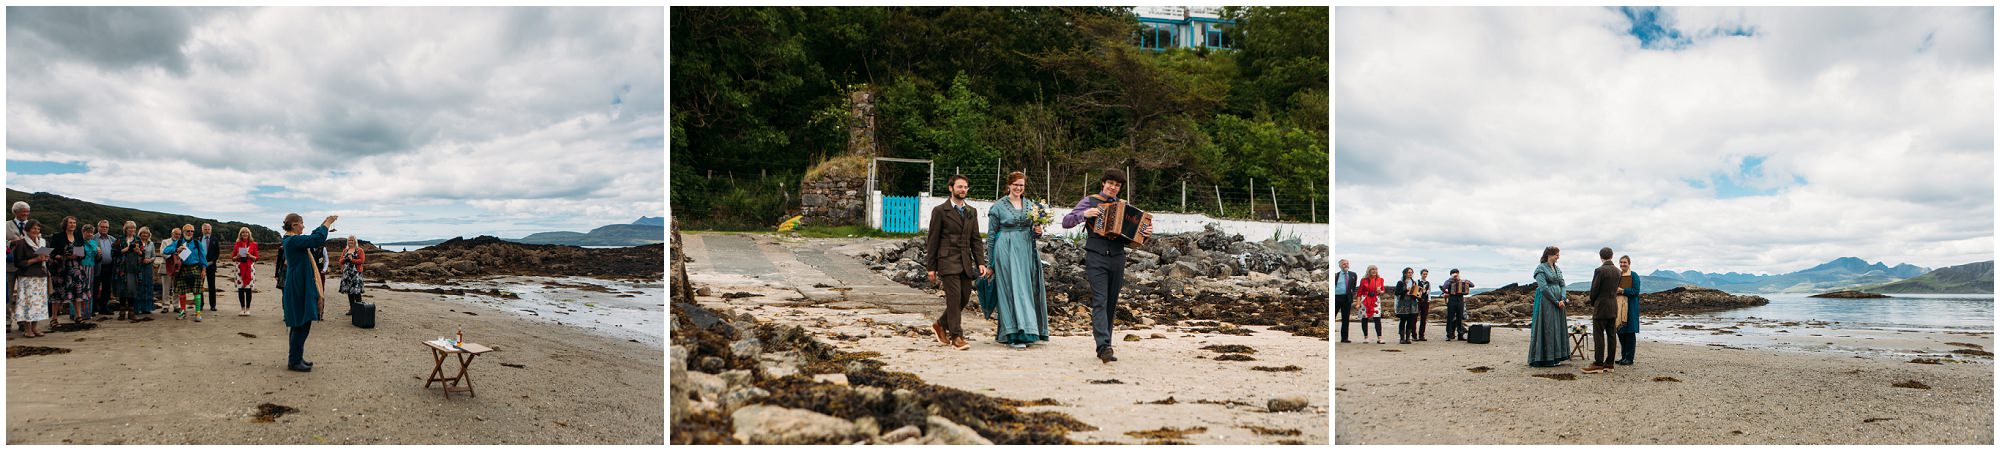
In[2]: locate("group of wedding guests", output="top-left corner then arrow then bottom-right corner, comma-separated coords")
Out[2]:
6,202 -> 370,361
1333,260 -> 1476,344
1333,246 -> 1646,373
925,169 -> 1149,363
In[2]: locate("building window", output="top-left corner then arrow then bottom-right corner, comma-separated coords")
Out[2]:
1204,24 -> 1233,49
1140,23 -> 1178,50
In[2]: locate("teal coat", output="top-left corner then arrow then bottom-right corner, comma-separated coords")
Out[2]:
1619,273 -> 1642,334
280,226 -> 328,327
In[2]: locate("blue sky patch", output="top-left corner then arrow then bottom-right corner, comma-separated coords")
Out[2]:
5,159 -> 89,175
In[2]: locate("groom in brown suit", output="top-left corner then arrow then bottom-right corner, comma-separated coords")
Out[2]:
925,174 -> 989,351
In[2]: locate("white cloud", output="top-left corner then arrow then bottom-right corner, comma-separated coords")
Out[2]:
7,6 -> 664,238
1334,6 -> 1993,282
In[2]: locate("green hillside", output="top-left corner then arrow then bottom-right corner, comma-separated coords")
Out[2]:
1862,261 -> 1994,294
4,189 -> 281,242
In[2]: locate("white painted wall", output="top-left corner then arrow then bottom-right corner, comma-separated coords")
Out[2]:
874,191 -> 1327,246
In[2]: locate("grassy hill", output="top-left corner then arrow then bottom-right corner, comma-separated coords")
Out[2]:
1861,261 -> 1994,294
4,189 -> 280,242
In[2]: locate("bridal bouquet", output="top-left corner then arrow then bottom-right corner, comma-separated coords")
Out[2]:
1027,200 -> 1055,227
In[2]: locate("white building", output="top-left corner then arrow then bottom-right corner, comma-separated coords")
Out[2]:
1134,6 -> 1235,51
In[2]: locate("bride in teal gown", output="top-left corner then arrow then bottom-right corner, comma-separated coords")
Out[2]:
977,172 -> 1050,348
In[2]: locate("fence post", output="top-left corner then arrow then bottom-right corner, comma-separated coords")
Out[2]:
1271,186 -> 1281,221
1248,178 -> 1255,219
1311,193 -> 1317,223
1045,160 -> 1051,202
1214,185 -> 1224,216
1180,180 -> 1186,212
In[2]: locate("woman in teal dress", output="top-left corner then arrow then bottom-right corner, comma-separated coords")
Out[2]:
1528,246 -> 1571,367
979,172 -> 1049,349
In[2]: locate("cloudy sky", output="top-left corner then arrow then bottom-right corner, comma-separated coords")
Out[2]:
1335,7 -> 1993,285
6,7 -> 664,243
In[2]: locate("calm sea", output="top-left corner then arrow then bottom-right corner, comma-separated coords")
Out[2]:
1684,293 -> 1993,332
376,244 -> 630,252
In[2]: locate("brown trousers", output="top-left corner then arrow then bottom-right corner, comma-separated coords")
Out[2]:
938,273 -> 973,339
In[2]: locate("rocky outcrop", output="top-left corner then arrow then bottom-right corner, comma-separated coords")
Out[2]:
1809,290 -> 1891,299
1448,284 -> 1768,323
673,219 -> 694,304
669,301 -> 1091,445
861,223 -> 1331,338
369,236 -> 662,282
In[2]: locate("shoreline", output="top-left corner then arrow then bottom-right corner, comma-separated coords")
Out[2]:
7,260 -> 664,444
1335,319 -> 1992,445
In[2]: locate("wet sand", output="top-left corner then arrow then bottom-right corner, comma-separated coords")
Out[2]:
1334,321 -> 1993,444
6,260 -> 663,444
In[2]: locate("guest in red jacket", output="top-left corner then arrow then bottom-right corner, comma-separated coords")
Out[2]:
1357,265 -> 1387,344
233,227 -> 259,316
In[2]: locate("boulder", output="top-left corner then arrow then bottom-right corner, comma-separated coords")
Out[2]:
730,405 -> 870,444
922,415 -> 994,445
1268,396 -> 1309,412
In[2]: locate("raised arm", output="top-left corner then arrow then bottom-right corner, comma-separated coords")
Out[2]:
1060,197 -> 1093,229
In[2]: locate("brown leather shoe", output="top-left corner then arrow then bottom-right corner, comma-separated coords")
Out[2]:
1582,364 -> 1608,374
931,322 -> 950,346
952,336 -> 970,350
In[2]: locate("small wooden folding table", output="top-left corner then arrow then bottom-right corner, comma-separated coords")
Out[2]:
424,341 -> 493,399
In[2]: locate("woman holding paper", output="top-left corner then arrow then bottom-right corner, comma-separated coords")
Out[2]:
280,213 -> 337,372
49,216 -> 90,325
234,227 -> 259,316
10,220 -> 51,337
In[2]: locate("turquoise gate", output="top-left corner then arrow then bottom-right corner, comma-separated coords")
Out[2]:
881,195 -> 920,233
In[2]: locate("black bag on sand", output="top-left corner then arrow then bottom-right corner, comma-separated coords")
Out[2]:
352,302 -> 376,329
1467,324 -> 1491,344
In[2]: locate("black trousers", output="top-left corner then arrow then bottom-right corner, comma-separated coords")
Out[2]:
287,323 -> 313,367
1615,332 -> 1636,363
1445,297 -> 1466,340
1396,313 -> 1416,341
93,264 -> 115,315
937,273 -> 972,340
1084,250 -> 1126,351
347,293 -> 363,313
1417,300 -> 1431,339
205,264 -> 219,310
1335,293 -> 1353,342
238,288 -> 253,310
1592,318 -> 1620,365
1359,316 -> 1382,337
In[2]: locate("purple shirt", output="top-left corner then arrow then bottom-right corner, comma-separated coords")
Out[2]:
1061,194 -> 1116,229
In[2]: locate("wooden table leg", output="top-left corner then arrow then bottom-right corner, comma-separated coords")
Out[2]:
455,353 -> 477,398
427,349 -> 452,399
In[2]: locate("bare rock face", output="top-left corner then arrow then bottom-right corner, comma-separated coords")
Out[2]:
369,235 -> 662,282
1455,284 -> 1768,322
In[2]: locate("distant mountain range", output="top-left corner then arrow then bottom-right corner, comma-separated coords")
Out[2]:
1457,256 -> 1988,296
1861,261 -> 1994,294
1586,257 -> 1930,294
380,217 -> 665,247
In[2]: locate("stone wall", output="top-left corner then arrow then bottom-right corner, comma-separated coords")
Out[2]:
798,175 -> 866,226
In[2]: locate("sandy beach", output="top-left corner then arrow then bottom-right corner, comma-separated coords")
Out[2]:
6,260 -> 664,445
1334,320 -> 1993,444
680,233 -> 1329,444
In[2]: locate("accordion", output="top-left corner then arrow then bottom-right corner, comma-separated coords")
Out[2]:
1091,200 -> 1153,247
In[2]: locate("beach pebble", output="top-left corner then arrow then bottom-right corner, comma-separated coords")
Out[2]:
682,371 -> 728,405
922,415 -> 994,445
730,405 -> 869,445
813,373 -> 850,385
719,387 -> 770,411
730,337 -> 763,359
1267,397 -> 1309,412
719,369 -> 754,388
